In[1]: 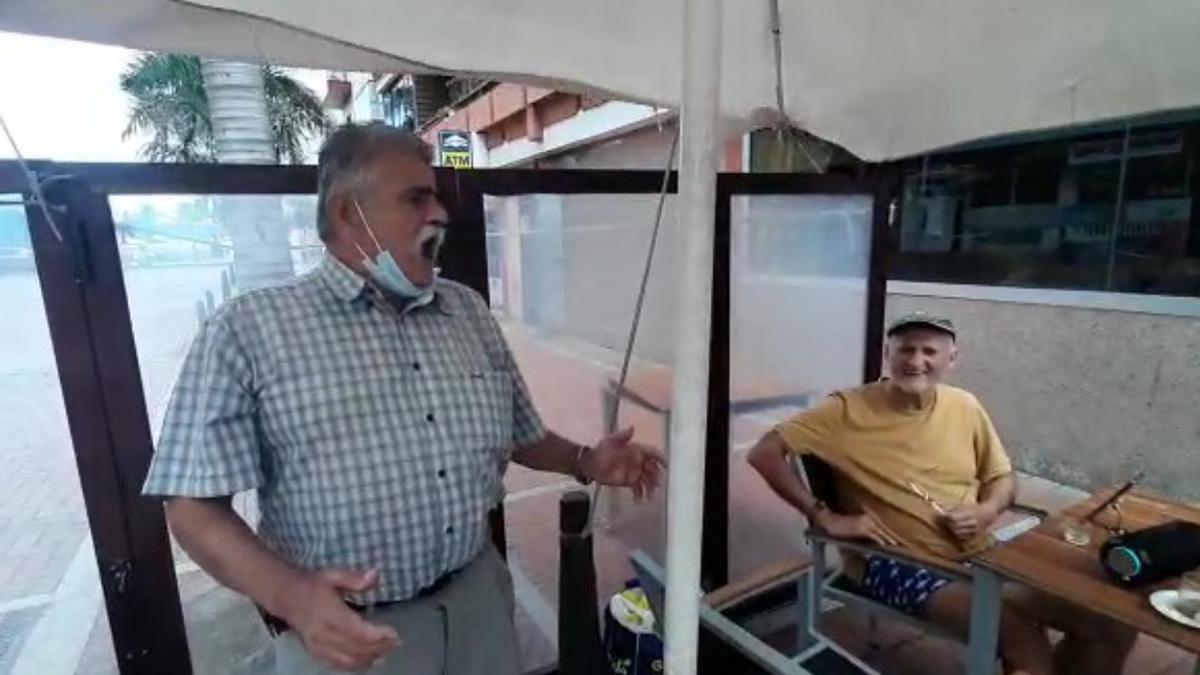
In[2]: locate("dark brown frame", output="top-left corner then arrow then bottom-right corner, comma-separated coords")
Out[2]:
21,173 -> 192,674
1,160 -> 891,673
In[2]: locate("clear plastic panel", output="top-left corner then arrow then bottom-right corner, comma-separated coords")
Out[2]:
728,194 -> 873,579
484,193 -> 680,670
110,193 -> 319,674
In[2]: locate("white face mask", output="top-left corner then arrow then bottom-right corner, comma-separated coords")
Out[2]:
352,199 -> 445,303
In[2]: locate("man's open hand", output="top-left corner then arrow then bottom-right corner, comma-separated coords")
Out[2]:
279,568 -> 401,672
580,427 -> 667,501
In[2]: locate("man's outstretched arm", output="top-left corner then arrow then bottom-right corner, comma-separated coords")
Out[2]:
747,431 -> 898,546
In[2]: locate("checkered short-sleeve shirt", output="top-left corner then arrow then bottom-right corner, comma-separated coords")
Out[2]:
143,254 -> 546,602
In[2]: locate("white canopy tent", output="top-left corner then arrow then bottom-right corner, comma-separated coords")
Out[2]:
5,0 -> 1200,161
4,2 -> 1199,673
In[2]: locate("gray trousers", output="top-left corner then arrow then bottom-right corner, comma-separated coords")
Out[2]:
273,547 -> 520,675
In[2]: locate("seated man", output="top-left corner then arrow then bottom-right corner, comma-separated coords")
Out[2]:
747,312 -> 1136,675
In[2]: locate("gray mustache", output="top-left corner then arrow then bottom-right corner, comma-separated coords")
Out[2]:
419,226 -> 446,260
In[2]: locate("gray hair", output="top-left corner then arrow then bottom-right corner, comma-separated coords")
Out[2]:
316,122 -> 435,242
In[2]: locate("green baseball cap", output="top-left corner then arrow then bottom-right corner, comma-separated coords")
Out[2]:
886,311 -> 956,338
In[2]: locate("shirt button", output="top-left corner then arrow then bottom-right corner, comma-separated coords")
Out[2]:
426,413 -> 435,422
437,469 -> 446,478
413,362 -> 421,371
445,526 -> 454,534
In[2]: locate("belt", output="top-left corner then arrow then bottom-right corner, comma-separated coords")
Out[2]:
260,568 -> 460,636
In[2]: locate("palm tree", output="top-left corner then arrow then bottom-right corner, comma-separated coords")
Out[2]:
121,54 -> 329,290
120,53 -> 328,164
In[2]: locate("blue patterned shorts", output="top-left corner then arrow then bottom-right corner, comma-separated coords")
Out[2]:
860,556 -> 952,616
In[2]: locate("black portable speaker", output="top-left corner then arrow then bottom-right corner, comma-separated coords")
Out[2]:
1099,520 -> 1200,588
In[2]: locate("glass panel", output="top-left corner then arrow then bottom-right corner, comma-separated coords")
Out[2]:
728,194 -> 873,578
484,193 -> 680,671
0,195 -> 119,674
893,124 -> 1200,296
111,193 -> 319,675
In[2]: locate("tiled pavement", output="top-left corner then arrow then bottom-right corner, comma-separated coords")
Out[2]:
0,274 -> 92,609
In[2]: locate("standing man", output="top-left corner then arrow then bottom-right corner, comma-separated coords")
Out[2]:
143,122 -> 665,674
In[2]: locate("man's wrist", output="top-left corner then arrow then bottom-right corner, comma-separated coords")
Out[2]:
806,499 -> 829,524
262,566 -> 307,621
572,443 -> 593,485
977,501 -> 1003,525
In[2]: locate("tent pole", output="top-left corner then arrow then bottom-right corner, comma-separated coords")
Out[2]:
663,0 -> 721,672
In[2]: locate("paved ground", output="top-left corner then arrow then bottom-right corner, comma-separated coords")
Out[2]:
0,272 -> 91,611
1,264 -> 1196,674
1,266 -> 221,672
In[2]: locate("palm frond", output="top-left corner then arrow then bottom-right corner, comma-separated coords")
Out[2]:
264,67 -> 331,164
120,53 -> 213,162
121,53 -> 327,164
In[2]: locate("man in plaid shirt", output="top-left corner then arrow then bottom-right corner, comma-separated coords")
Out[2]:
143,122 -> 665,675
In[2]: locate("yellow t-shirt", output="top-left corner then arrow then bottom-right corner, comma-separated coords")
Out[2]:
775,381 -> 1012,574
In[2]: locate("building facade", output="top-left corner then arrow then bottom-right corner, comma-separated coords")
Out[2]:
329,74 -> 1200,501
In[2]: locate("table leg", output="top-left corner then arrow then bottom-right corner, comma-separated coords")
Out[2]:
966,567 -> 1002,675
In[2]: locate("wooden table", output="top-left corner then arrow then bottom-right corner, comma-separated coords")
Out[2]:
967,488 -> 1200,675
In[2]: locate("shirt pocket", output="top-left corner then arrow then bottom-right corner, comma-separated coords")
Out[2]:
269,368 -> 416,446
430,369 -> 514,452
